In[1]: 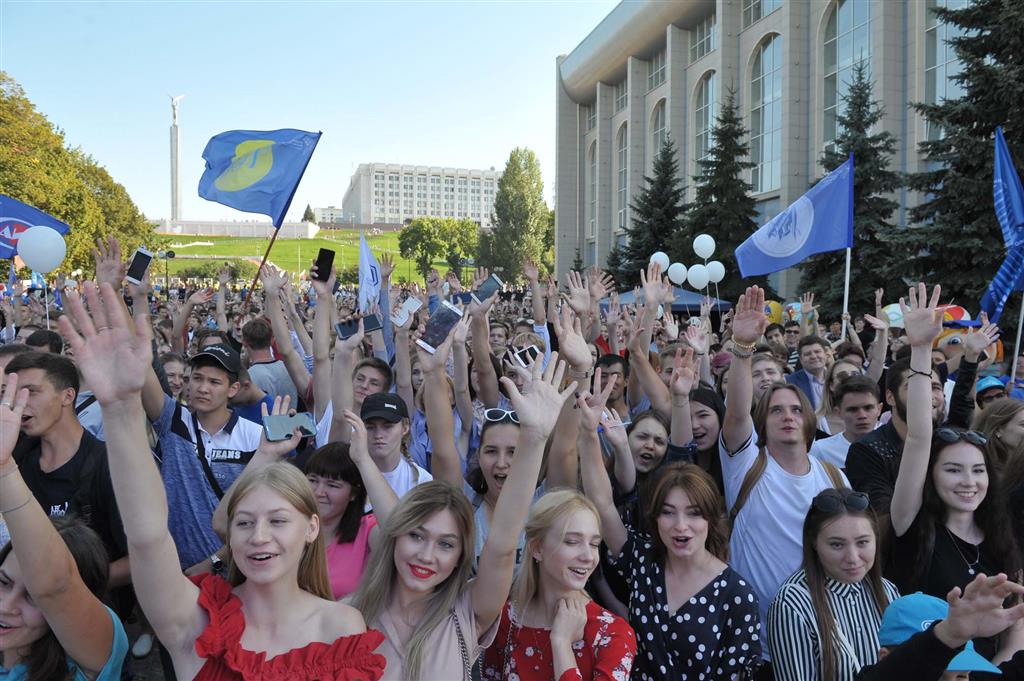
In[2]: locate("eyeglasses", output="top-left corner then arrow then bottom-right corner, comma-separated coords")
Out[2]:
812,489 -> 870,513
484,408 -> 519,425
785,329 -> 801,335
936,427 -> 987,446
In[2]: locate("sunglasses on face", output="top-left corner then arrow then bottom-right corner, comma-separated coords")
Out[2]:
484,408 -> 519,425
936,427 -> 988,446
812,489 -> 870,513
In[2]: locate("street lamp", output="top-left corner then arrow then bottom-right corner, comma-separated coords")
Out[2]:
156,250 -> 175,298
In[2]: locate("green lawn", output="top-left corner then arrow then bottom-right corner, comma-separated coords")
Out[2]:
160,230 -> 445,281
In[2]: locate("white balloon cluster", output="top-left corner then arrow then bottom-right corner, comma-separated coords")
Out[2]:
649,234 -> 727,294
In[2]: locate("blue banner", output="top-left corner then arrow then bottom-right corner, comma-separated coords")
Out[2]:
980,127 -> 1024,323
0,195 -> 71,260
735,155 -> 854,277
198,129 -> 321,227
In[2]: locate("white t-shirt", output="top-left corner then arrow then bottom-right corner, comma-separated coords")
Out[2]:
809,431 -> 855,468
364,457 -> 434,512
719,421 -> 849,651
314,400 -> 334,448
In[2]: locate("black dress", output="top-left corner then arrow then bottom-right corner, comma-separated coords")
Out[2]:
607,527 -> 762,680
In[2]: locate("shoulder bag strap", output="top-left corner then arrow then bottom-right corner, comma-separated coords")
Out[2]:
191,412 -> 225,499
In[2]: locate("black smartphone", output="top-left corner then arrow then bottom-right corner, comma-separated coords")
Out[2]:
263,412 -> 316,442
451,292 -> 473,305
514,345 -> 541,368
415,301 -> 463,354
313,248 -> 335,282
472,274 -> 504,304
361,314 -> 383,334
335,320 -> 359,340
126,247 -> 153,285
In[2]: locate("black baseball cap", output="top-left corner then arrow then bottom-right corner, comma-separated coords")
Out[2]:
360,392 -> 408,423
190,343 -> 241,375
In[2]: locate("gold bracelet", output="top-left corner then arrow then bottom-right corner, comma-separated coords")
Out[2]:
0,495 -> 33,515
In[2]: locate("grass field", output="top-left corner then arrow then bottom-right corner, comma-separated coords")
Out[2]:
159,230 -> 447,281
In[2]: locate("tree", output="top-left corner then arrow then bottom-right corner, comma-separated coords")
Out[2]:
903,0 -> 1024,325
617,136 -> 687,288
302,204 -> 316,223
670,91 -> 774,302
442,218 -> 479,277
398,217 -> 478,278
572,248 -> 584,272
0,72 -> 157,274
481,148 -> 548,280
799,61 -> 903,317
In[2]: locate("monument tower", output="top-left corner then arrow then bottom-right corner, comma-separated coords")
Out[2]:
169,95 -> 184,222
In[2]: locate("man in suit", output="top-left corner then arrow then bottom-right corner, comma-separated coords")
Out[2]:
785,335 -> 829,409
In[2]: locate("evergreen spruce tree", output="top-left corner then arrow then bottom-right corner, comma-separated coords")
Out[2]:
903,0 -> 1024,324
800,61 -> 903,317
302,204 -> 316,223
571,248 -> 584,272
671,90 -> 773,302
618,136 -> 687,288
605,243 -> 624,283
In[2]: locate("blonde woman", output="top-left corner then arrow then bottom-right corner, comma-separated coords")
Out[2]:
58,283 -> 385,681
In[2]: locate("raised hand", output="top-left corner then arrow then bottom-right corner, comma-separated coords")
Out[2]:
188,287 -> 215,306
522,260 -> 539,284
58,282 -> 153,405
552,305 -> 592,370
218,264 -> 232,287
586,265 -> 615,302
700,296 -> 712,322
501,353 -> 577,440
964,311 -> 1000,361
336,316 -> 365,353
800,291 -> 818,322
445,271 -> 463,294
599,407 -> 628,451
342,410 -> 371,465
426,269 -> 442,296
259,265 -> 287,295
575,367 -> 615,431
862,312 -> 889,332
379,252 -> 395,282
127,270 -> 152,302
416,315 -> 467,374
255,395 -> 302,460
670,347 -> 697,397
309,261 -> 337,298
899,283 -> 942,348
662,312 -> 679,341
685,321 -> 709,356
93,236 -> 126,288
0,372 -> 29,466
565,270 -> 591,316
939,573 -> 1024,646
732,286 -> 768,345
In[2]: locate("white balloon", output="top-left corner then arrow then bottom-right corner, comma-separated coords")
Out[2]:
687,263 -> 709,289
17,226 -> 66,273
649,251 -> 670,271
693,234 -> 716,260
707,260 -> 726,283
667,262 -> 687,285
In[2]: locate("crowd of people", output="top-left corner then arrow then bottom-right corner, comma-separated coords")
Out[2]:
2,237 -> 1024,681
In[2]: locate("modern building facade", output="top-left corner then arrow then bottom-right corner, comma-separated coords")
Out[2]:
554,0 -> 966,294
313,205 -> 350,225
157,219 -> 318,239
341,163 -> 502,229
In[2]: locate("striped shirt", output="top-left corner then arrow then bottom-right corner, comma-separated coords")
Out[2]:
767,569 -> 900,681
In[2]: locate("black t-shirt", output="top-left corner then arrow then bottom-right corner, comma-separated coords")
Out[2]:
14,430 -> 128,561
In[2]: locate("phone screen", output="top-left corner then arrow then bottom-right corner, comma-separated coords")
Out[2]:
335,320 -> 359,340
514,345 -> 541,368
313,248 -> 335,282
415,302 -> 463,353
391,297 -> 423,326
472,274 -> 503,304
361,314 -> 383,334
263,412 -> 316,442
126,249 -> 153,283
451,292 -> 473,305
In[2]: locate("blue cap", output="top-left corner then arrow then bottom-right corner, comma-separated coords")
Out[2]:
977,375 -> 1007,396
878,593 -> 1001,674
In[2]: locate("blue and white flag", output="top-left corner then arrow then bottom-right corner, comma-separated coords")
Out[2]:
358,232 -> 380,313
0,195 -> 72,260
736,155 -> 854,278
980,127 -> 1024,323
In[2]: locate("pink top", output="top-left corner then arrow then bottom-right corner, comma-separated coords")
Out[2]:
326,513 -> 378,600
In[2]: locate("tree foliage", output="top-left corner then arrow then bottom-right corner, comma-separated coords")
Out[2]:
478,148 -> 548,279
0,72 -> 156,276
903,0 -> 1024,324
398,216 -> 478,278
800,61 -> 903,317
302,204 -> 316,223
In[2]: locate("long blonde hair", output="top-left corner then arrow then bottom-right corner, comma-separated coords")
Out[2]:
511,489 -> 601,609
224,462 -> 332,600
350,481 -> 476,681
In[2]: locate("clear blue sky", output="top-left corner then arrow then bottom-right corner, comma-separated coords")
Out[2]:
1,0 -> 617,223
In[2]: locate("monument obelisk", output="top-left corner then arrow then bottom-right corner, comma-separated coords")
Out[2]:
169,95 -> 184,222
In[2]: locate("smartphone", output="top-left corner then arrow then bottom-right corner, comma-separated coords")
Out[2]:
415,301 -> 463,354
263,412 -> 316,442
335,320 -> 360,340
312,248 -> 335,282
126,247 -> 153,285
472,274 -> 504,304
361,313 -> 383,334
514,345 -> 541,368
391,296 -> 423,327
451,292 -> 473,305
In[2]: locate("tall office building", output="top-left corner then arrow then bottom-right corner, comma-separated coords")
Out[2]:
554,0 -> 966,293
342,163 -> 502,229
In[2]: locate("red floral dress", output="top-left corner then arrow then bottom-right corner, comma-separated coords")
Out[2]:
481,600 -> 636,681
189,573 -> 386,680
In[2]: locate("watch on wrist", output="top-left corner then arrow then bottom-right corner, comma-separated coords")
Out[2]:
210,553 -> 225,576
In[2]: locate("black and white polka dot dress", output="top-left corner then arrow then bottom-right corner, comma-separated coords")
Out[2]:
607,528 -> 762,680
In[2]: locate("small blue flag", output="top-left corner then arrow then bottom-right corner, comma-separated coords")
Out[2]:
198,129 -> 321,227
30,271 -> 45,289
735,155 -> 854,277
980,127 -> 1024,323
0,195 -> 72,260
358,232 -> 381,313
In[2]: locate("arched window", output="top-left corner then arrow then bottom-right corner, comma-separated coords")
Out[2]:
588,142 -> 597,237
617,125 -> 628,230
694,72 -> 717,172
651,100 -> 667,159
824,0 -> 871,145
751,35 -> 782,193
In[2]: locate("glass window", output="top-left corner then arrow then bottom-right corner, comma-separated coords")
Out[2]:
614,80 -> 628,113
691,13 -> 717,62
743,0 -> 782,28
750,35 -> 782,193
694,72 -> 717,171
648,50 -> 667,90
925,0 -> 969,140
587,104 -> 597,131
823,0 -> 871,146
588,143 -> 597,237
651,101 -> 667,159
617,124 -> 628,231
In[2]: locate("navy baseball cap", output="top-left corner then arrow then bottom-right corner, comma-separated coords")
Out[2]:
360,392 -> 408,423
190,343 -> 241,375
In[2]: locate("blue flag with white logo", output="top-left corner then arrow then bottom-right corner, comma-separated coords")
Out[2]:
735,155 -> 854,278
198,129 -> 321,227
980,127 -> 1024,323
358,231 -> 381,314
0,195 -> 71,260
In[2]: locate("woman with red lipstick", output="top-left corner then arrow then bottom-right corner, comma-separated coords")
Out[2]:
767,489 -> 899,681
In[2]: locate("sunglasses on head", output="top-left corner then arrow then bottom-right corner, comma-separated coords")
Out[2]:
812,489 -> 870,513
936,427 -> 987,446
484,408 -> 519,425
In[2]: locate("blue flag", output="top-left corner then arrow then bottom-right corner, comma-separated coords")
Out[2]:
198,129 -> 321,227
980,127 -> 1024,323
736,155 -> 854,277
358,232 -> 381,313
0,195 -> 72,260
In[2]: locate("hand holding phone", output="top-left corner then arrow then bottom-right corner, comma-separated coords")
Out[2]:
126,248 -> 153,285
312,248 -> 336,282
391,297 -> 423,327
415,301 -> 464,354
473,274 -> 504,304
263,412 -> 316,442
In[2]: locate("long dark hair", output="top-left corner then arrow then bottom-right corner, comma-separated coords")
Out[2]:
644,462 -> 729,563
304,443 -> 368,544
0,516 -> 109,681
802,490 -> 891,681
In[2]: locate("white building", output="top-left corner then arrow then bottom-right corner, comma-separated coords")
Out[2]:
313,205 -> 350,225
554,0 -> 967,294
158,220 -> 319,239
341,163 -> 502,229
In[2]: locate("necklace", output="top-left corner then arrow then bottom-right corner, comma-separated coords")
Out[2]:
944,526 -> 981,575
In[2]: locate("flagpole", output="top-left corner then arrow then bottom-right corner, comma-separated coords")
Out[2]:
1013,293 -> 1024,381
244,228 -> 281,310
44,280 -> 50,330
840,247 -> 852,339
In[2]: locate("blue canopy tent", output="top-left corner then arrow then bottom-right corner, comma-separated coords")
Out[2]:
607,287 -> 732,314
